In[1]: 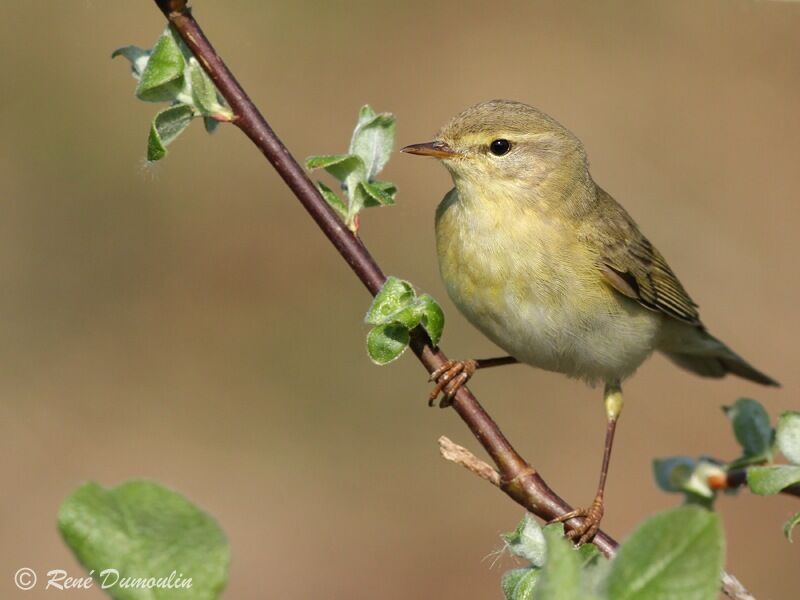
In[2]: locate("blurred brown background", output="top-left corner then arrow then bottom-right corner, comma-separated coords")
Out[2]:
1,1 -> 798,598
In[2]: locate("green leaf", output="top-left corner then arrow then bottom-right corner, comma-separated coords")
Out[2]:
58,480 -> 229,600
723,398 -> 773,464
606,506 -> 723,600
147,104 -> 195,161
536,524 -> 581,600
111,46 -> 151,80
305,154 -> 365,183
502,513 -> 547,567
366,323 -> 410,365
136,27 -> 186,102
418,294 -> 445,346
502,568 -> 539,600
784,511 -> 800,542
746,465 -> 800,495
188,58 -> 226,115
349,105 -> 396,180
365,277 -> 416,326
316,181 -> 348,220
777,411 -> 800,465
360,180 -> 396,207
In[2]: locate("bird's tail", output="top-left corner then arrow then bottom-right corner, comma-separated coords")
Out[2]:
659,326 -> 779,387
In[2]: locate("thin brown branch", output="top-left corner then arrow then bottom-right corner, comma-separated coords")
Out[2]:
148,0 -> 615,555
148,2 -> 756,598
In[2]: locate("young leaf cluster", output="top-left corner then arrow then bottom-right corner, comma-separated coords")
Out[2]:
364,276 -> 444,365
59,480 -> 229,600
113,26 -> 233,161
306,105 -> 397,232
653,398 -> 800,541
501,507 -> 723,600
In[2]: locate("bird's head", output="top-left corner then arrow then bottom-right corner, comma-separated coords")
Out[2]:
402,99 -> 588,200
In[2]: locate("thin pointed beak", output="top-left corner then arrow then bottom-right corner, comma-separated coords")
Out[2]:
401,140 -> 459,158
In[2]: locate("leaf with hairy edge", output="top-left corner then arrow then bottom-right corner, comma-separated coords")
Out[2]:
148,104 -> 195,161
502,513 -> 547,567
366,323 -> 409,365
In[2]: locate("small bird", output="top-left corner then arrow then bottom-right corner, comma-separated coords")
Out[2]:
402,99 -> 778,543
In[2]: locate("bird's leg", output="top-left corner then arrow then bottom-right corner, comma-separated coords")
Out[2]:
551,382 -> 623,544
428,356 -> 518,408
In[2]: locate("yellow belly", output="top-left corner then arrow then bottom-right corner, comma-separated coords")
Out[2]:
435,188 -> 660,384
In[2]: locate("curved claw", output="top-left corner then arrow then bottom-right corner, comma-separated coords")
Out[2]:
550,496 -> 605,545
428,359 -> 478,408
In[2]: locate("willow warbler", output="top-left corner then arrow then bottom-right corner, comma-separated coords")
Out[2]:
402,99 -> 778,542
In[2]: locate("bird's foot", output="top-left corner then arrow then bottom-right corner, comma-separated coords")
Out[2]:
428,359 -> 478,408
550,495 -> 605,545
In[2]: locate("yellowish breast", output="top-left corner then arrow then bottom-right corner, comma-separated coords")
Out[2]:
434,188 -> 660,384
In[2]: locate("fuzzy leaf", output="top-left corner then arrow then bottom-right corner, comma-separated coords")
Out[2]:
349,105 -> 396,180
366,323 -> 410,365
747,465 -> 800,496
58,481 -> 229,600
136,27 -> 186,102
723,398 -> 773,464
148,104 -> 195,161
606,506 -> 723,600
502,514 -> 547,567
776,411 -> 800,465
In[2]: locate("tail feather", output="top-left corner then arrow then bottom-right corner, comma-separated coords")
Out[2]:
659,328 -> 779,387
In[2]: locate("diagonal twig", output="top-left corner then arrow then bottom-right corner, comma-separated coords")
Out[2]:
148,2 -> 756,597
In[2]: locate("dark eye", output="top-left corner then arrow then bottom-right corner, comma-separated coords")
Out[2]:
489,139 -> 511,156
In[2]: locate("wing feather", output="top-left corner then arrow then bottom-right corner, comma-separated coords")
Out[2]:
588,186 -> 701,326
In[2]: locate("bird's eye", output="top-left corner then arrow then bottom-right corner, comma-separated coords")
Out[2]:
489,139 -> 511,156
